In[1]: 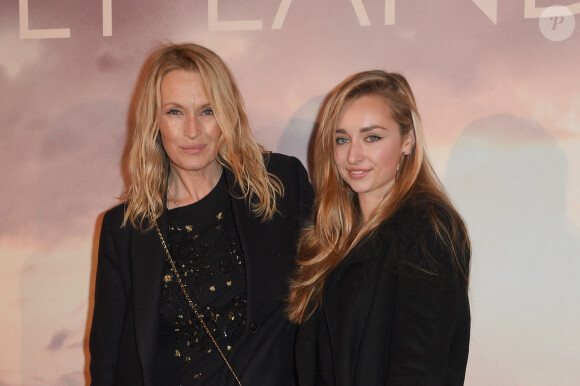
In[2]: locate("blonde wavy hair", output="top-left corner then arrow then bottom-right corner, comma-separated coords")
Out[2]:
287,70 -> 469,323
123,43 -> 283,230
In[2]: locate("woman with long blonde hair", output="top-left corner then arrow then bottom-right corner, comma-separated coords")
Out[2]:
90,43 -> 313,385
288,70 -> 470,385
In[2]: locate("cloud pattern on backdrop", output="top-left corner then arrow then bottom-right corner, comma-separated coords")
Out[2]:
0,0 -> 579,384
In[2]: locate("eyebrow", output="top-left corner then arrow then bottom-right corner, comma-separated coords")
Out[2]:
335,125 -> 387,133
161,102 -> 212,109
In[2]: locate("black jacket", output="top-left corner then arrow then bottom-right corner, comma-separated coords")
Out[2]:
295,196 -> 470,385
90,153 -> 313,385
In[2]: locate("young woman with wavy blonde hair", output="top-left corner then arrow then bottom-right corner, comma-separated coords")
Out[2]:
90,43 -> 313,385
289,70 -> 470,385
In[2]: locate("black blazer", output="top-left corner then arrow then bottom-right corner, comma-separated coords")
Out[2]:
90,153 -> 313,385
295,196 -> 470,386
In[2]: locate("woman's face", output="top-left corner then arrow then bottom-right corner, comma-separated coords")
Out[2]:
159,69 -> 222,180
333,95 -> 413,208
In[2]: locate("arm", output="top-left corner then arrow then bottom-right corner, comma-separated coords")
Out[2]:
89,209 -> 131,385
385,227 -> 470,385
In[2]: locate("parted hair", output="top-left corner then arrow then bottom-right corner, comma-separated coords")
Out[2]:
287,70 -> 469,323
123,43 -> 283,230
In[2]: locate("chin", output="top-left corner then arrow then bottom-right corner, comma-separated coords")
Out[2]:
347,184 -> 369,194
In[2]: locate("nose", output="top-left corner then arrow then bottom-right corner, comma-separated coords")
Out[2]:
184,115 -> 201,139
347,141 -> 364,164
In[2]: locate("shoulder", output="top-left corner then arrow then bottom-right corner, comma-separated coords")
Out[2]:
101,202 -> 131,236
103,202 -> 126,223
387,193 -> 460,238
95,203 -> 136,266
264,152 -> 313,218
264,152 -> 311,193
264,152 -> 305,175
379,194 -> 469,281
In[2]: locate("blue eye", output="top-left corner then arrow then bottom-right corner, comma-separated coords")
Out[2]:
201,108 -> 214,116
366,135 -> 381,142
335,137 -> 349,145
167,109 -> 180,115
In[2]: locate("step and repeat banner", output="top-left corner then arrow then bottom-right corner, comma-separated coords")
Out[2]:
1,1 -> 579,385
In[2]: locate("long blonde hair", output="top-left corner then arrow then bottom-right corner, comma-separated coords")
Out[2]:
287,70 -> 469,323
123,43 -> 283,230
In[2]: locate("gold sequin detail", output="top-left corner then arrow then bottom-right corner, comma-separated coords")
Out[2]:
161,200 -> 247,373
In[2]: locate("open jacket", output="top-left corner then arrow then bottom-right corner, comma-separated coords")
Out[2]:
295,196 -> 471,385
90,153 -> 313,385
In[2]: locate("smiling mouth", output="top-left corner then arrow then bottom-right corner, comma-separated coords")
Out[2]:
347,169 -> 369,178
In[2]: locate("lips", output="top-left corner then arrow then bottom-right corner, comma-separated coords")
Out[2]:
347,169 -> 370,179
179,144 -> 206,155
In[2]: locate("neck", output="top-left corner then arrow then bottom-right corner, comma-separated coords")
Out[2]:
358,199 -> 376,223
167,162 -> 223,209
357,182 -> 394,222
357,192 -> 386,223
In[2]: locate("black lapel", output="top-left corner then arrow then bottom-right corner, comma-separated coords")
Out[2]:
130,211 -> 168,384
223,168 -> 257,325
333,229 -> 382,271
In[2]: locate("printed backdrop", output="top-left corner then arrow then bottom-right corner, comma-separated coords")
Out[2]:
1,1 -> 579,385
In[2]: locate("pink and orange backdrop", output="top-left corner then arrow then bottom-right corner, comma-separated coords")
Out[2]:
1,1 -> 579,385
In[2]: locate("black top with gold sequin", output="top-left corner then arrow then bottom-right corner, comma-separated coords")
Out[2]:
153,172 -> 247,385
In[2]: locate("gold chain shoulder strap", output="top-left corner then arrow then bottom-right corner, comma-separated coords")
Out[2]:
155,223 -> 243,386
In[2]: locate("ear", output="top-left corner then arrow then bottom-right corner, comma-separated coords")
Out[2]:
402,130 -> 415,155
